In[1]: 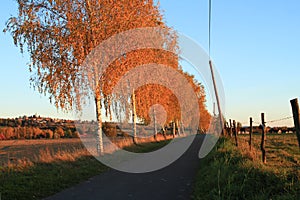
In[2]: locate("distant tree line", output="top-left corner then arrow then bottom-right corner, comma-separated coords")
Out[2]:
0,116 -> 74,128
0,126 -> 79,140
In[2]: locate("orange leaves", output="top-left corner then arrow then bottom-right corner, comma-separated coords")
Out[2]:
135,84 -> 181,124
101,49 -> 178,96
4,0 -> 211,130
4,0 -> 172,113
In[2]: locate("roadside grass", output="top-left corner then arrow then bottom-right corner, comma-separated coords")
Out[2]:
193,136 -> 300,200
0,148 -> 107,200
123,139 -> 171,153
0,139 -> 171,200
238,134 -> 300,175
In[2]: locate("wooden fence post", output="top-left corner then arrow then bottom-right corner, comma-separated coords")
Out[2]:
224,121 -> 228,136
290,98 -> 300,148
249,117 -> 253,151
261,113 -> 267,164
229,119 -> 233,138
233,120 -> 238,147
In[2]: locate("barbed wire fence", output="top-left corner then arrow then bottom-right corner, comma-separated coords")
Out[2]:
240,116 -> 293,126
266,116 -> 293,124
225,98 -> 300,165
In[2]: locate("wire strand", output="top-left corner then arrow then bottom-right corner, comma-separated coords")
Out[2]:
208,0 -> 212,59
240,116 -> 293,126
266,116 -> 293,124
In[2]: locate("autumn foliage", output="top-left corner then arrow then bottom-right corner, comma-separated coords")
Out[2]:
0,126 -> 78,140
4,0 -> 212,153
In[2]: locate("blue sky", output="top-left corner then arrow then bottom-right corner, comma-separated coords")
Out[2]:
1,0 -> 300,126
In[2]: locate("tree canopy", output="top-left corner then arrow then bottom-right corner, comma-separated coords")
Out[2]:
4,0 -> 171,111
4,0 -> 212,153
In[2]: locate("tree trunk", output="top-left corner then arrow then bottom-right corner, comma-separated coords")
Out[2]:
180,121 -> 185,135
95,95 -> 104,156
153,107 -> 157,141
172,121 -> 176,138
132,89 -> 137,144
162,125 -> 167,139
176,120 -> 181,136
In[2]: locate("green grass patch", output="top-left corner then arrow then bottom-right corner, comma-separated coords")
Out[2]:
123,139 -> 171,153
193,138 -> 300,200
0,156 -> 107,200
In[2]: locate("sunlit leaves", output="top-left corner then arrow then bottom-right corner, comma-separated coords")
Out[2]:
4,0 -> 211,131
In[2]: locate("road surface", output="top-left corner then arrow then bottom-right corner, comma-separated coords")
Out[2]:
45,135 -> 206,200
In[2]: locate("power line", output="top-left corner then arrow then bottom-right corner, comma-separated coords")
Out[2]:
208,0 -> 212,58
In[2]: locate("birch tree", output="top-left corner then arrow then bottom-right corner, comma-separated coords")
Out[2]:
4,0 -> 175,154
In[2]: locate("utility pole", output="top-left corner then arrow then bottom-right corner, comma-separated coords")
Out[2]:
209,61 -> 224,136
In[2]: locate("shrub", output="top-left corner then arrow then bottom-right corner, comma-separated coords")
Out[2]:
72,131 -> 80,138
32,127 -> 43,139
25,127 -> 34,139
0,133 -> 6,140
64,129 -> 73,138
4,127 -> 15,139
45,129 -> 53,139
55,127 -> 65,138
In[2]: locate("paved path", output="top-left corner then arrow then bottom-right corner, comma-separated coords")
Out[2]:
45,135 -> 205,200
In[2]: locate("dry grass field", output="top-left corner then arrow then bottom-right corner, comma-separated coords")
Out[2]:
0,138 -> 86,166
0,135 -> 172,200
0,134 -> 172,167
238,133 -> 300,174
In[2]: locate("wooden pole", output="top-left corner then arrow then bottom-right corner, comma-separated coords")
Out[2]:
249,117 -> 253,151
229,119 -> 233,138
290,98 -> 300,148
209,61 -> 225,136
261,113 -> 266,164
223,121 -> 227,136
233,120 -> 238,147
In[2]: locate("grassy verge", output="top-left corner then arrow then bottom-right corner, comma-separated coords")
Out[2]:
193,137 -> 300,200
0,155 -> 106,200
0,139 -> 169,200
124,139 -> 171,153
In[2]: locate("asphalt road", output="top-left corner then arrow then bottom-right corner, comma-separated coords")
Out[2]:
45,135 -> 205,200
